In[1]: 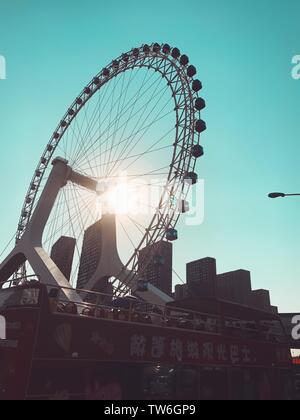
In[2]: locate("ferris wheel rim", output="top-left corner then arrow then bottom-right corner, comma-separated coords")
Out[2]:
15,42 -> 206,287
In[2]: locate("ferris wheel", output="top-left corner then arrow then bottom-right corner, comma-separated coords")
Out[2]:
12,42 -> 206,298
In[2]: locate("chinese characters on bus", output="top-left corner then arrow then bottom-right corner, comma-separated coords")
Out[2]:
130,334 -> 254,365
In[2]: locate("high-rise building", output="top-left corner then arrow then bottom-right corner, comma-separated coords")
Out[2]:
217,270 -> 252,305
50,236 -> 76,281
138,241 -> 173,296
77,220 -> 103,290
175,284 -> 188,301
186,257 -> 217,298
250,289 -> 271,311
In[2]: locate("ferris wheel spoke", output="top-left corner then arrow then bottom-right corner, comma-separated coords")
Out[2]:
87,73 -> 125,178
68,188 -> 89,236
85,73 -> 120,147
122,140 -> 174,175
118,218 -> 136,250
81,103 -> 101,164
72,143 -> 174,174
74,115 -> 168,177
71,70 -> 141,168
126,215 -> 147,236
73,71 -> 163,172
105,69 -> 142,178
106,71 -> 133,168
70,76 -> 113,169
76,104 -> 173,178
43,189 -> 94,246
102,76 -> 118,180
72,188 -> 97,226
105,81 -> 169,178
70,81 -> 113,166
70,99 -> 94,162
73,109 -> 99,175
69,189 -> 93,238
111,96 -> 174,177
103,71 -> 165,178
98,169 -> 170,181
66,121 -> 92,170
133,199 -> 158,213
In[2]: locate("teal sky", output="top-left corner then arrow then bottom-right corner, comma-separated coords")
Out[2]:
0,0 -> 299,312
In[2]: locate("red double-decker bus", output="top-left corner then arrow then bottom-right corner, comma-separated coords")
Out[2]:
0,281 -> 294,400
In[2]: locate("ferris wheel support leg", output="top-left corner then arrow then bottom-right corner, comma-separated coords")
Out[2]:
24,244 -> 82,302
82,214 -> 173,306
83,214 -> 128,294
0,158 -> 82,302
0,246 -> 26,286
0,238 -> 81,302
0,239 -> 81,302
25,157 -> 72,246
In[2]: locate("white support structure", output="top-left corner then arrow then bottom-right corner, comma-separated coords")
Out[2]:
0,157 -> 174,306
0,158 -> 81,302
83,214 -> 173,306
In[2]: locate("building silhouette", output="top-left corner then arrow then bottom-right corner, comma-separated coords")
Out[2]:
186,257 -> 217,298
50,236 -> 76,281
173,256 -> 276,313
138,241 -> 173,296
77,220 -> 103,290
175,283 -> 188,300
250,289 -> 271,311
217,269 -> 252,305
77,219 -> 114,295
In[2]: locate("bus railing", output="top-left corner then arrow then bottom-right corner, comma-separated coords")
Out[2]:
47,284 -> 288,342
47,284 -> 222,335
0,278 -> 289,343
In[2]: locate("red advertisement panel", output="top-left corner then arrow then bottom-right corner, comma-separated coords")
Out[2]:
35,314 -> 292,368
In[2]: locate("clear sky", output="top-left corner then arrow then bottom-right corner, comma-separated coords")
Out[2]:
0,0 -> 299,312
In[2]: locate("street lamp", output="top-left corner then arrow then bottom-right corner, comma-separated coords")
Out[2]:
268,192 -> 300,199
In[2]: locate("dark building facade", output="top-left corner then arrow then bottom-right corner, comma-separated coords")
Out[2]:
138,241 -> 173,296
186,257 -> 217,298
250,289 -> 271,311
77,220 -> 103,290
175,284 -> 188,301
50,236 -> 76,281
180,257 -> 274,313
217,270 -> 252,305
